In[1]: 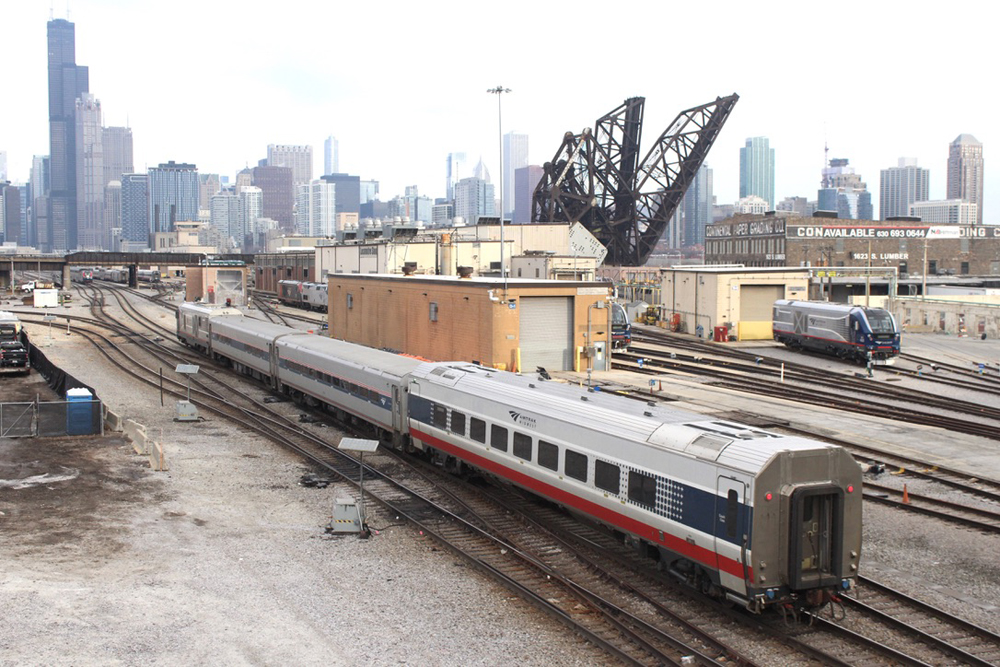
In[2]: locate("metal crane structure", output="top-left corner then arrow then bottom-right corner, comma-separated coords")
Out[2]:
531,94 -> 739,266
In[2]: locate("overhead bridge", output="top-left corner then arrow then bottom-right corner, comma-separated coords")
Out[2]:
3,252 -> 256,290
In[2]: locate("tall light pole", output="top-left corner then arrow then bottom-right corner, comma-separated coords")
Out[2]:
487,86 -> 511,294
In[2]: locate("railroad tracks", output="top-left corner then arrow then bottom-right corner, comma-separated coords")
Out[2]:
27,296 -> 1000,665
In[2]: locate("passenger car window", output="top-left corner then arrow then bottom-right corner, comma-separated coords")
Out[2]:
451,411 -> 466,436
726,489 -> 739,539
512,432 -> 532,460
565,450 -> 587,482
470,418 -> 486,443
538,441 -> 558,470
491,425 -> 508,452
628,470 -> 657,507
595,460 -> 620,494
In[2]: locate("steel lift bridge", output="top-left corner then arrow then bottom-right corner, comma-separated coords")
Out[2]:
531,94 -> 739,267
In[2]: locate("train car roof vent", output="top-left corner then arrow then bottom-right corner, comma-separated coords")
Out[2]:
684,434 -> 732,460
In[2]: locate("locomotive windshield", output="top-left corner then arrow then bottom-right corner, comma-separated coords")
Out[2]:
611,303 -> 627,326
863,309 -> 896,334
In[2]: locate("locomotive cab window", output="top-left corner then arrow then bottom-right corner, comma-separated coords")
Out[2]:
491,425 -> 508,452
538,440 -> 558,471
432,404 -> 448,429
595,460 -> 620,494
628,470 -> 657,507
512,432 -> 532,460
451,410 -> 466,436
565,450 -> 587,482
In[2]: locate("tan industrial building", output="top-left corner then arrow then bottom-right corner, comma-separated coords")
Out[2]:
327,274 -> 614,373
660,266 -> 810,340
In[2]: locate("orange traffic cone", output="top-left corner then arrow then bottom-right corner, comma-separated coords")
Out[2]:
902,484 -> 910,504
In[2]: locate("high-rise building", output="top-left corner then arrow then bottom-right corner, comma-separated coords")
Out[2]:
267,144 -> 312,187
296,180 -> 337,236
324,136 -> 339,176
360,179 -> 379,204
251,165 -> 294,233
120,174 -> 149,246
735,195 -> 768,215
513,165 -> 543,223
319,173 -> 360,216
776,196 -> 815,217
879,158 -> 929,220
30,155 -> 50,248
199,174 -> 221,210
909,199 -> 977,225
819,158 -> 872,220
102,126 -> 133,187
0,151 -> 6,181
75,93 -> 105,249
148,161 -> 199,233
453,177 -> 495,225
739,137 -> 774,210
47,18 -> 89,252
239,186 -> 262,249
104,180 -> 121,244
2,184 -> 20,246
947,134 -> 984,225
682,164 -> 713,247
446,152 -> 467,201
210,188 -> 241,249
502,132 -> 528,219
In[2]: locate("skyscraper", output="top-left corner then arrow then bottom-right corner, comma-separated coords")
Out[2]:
102,126 -> 134,188
513,165 -> 543,223
239,186 -> 262,249
324,136 -> 339,176
0,151 -> 6,181
210,188 -> 241,249
75,93 -> 105,249
30,155 -> 50,248
446,152 -> 467,201
682,164 -> 713,247
120,173 -> 149,246
267,144 -> 312,187
148,162 -> 199,233
502,132 -> 528,219
319,173 -> 361,216
879,158 -> 929,220
453,177 -> 495,225
947,134 -> 984,225
819,158 -> 873,220
296,180 -> 337,236
47,18 -> 89,252
739,137 -> 774,210
251,165 -> 294,232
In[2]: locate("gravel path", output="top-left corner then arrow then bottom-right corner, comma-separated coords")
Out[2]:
1,296 -> 612,666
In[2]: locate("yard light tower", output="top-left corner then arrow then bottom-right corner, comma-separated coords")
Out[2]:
487,85 -> 511,294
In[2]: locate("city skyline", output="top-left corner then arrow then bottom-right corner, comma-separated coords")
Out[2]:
0,1 -> 995,228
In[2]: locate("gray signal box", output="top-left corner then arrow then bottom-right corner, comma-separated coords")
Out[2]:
329,497 -> 363,533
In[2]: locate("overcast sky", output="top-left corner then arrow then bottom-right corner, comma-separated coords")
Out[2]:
1,0 -> 994,223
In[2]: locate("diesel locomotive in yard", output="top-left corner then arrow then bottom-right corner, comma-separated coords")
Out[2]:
773,299 -> 900,365
177,302 -> 863,614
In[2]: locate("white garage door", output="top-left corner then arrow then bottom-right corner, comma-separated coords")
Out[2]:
519,297 -> 573,372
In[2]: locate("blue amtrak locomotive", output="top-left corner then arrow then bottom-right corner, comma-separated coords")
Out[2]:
772,299 -> 900,365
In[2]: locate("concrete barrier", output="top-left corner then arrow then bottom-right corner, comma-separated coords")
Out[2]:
103,406 -> 123,432
121,418 -> 168,471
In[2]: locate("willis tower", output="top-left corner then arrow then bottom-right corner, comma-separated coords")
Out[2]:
46,18 -> 88,252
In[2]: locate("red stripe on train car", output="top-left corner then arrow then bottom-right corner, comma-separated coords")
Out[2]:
411,426 -> 752,582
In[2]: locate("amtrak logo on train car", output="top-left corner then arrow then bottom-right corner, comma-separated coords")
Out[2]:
508,411 -> 537,429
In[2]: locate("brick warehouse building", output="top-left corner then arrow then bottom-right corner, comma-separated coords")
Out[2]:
704,213 -> 1000,278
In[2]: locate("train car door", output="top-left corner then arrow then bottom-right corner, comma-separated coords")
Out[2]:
391,385 -> 404,447
715,477 -> 748,597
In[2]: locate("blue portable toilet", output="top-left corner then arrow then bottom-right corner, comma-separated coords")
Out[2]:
66,387 -> 95,435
